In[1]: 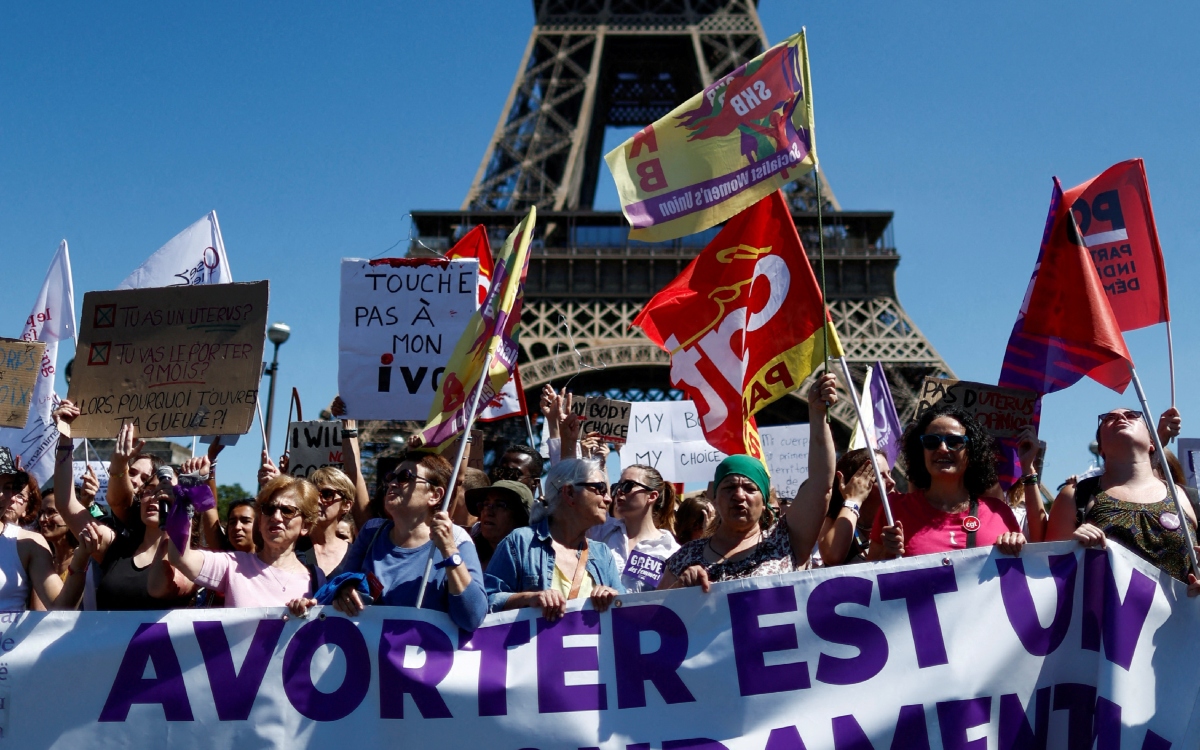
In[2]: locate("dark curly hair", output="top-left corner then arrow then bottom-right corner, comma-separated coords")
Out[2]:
900,406 -> 998,498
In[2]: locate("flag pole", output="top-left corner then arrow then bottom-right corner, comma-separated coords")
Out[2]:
813,166 -> 833,424
415,347 -> 497,609
1127,363 -> 1199,576
1166,319 -> 1177,410
836,356 -> 894,526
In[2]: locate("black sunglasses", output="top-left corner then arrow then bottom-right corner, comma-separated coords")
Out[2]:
611,479 -> 653,496
258,501 -> 301,520
919,434 -> 969,451
385,468 -> 435,487
318,487 -> 345,502
573,481 -> 610,496
1098,410 -> 1144,428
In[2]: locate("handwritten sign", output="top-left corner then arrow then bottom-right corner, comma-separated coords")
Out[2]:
338,258 -> 478,421
569,396 -> 632,443
759,424 -> 809,497
619,401 -> 728,483
287,421 -> 343,477
66,282 -> 268,438
915,377 -> 1038,440
72,460 -> 110,505
0,337 -> 45,428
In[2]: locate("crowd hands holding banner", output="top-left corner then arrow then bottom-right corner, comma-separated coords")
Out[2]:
0,373 -> 1197,629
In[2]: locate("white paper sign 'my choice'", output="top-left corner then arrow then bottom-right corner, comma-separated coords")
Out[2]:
339,258 -> 478,420
619,401 -> 728,483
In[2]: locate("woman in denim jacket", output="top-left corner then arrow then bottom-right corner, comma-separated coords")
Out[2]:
485,458 -> 624,620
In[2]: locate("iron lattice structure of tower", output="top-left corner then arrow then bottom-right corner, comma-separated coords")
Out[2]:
398,0 -> 954,458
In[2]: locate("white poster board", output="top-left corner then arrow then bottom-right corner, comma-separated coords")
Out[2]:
338,258 -> 478,420
758,424 -> 809,498
72,460 -> 110,506
618,401 -> 727,483
286,421 -> 343,477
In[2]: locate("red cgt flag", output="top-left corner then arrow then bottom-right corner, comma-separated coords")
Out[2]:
446,225 -> 494,306
633,190 -> 841,458
1063,158 -> 1169,332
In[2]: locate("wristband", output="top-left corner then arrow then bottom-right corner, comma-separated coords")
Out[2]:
342,429 -> 359,438
1021,473 -> 1039,486
68,563 -> 86,576
843,501 -> 862,516
110,469 -> 126,479
56,444 -> 72,453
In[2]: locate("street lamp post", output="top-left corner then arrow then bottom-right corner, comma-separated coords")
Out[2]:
263,322 -> 291,454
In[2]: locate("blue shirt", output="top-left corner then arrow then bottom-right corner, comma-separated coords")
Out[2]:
484,518 -> 626,612
337,519 -> 488,632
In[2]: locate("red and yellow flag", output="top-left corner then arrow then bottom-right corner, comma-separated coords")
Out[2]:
634,191 -> 841,459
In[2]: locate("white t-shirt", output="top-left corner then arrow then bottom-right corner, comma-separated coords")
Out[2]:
587,517 -> 680,593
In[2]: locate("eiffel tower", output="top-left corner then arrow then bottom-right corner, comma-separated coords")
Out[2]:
402,0 -> 955,456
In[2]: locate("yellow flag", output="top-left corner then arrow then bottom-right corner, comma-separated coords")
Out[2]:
605,30 -> 817,243
421,208 -> 536,452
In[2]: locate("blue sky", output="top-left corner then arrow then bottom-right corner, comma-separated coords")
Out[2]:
3,2 -> 1199,491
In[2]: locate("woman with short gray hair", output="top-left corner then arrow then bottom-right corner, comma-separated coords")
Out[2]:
484,458 -> 624,620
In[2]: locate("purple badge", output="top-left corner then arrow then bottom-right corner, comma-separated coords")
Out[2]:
623,549 -> 665,588
1160,512 -> 1181,530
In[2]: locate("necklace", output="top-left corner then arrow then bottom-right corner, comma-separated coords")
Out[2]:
707,530 -> 762,564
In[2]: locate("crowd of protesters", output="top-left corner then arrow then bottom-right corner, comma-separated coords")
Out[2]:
2,371 -> 1199,630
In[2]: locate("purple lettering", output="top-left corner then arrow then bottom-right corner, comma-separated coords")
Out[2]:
1082,549 -> 1155,670
892,704 -> 932,750
379,620 -> 454,719
1142,730 -> 1172,750
877,565 -> 958,668
1095,697 -> 1121,750
807,577 -> 888,685
459,620 -> 531,716
282,618 -> 370,722
664,741 -> 731,750
194,619 -> 284,721
998,688 -> 1050,750
728,587 -> 810,696
612,604 -> 696,708
537,611 -> 606,713
998,553 -> 1077,656
764,725 -> 809,750
1052,683 -> 1096,750
936,698 -> 991,750
830,714 -> 874,750
99,623 -> 194,722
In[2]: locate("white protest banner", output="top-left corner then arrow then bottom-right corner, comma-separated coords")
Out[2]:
0,240 -> 76,485
338,258 -> 477,420
286,420 -> 343,477
759,424 -> 809,497
0,337 -> 45,428
118,211 -> 233,289
66,282 -> 269,438
6,542 -> 1199,747
620,401 -> 726,483
72,459 -> 110,505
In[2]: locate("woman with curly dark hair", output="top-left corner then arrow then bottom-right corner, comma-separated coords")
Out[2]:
867,405 -> 1024,560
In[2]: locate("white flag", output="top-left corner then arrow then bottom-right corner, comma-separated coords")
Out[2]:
850,364 -> 877,452
0,241 -> 76,484
117,211 -> 233,289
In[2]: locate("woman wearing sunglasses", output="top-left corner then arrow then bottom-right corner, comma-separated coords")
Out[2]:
1041,408 -> 1199,585
485,458 -> 623,620
588,465 -> 680,592
868,406 -> 1023,560
660,374 -> 839,591
163,474 -> 319,607
292,467 -> 358,587
306,453 -> 487,631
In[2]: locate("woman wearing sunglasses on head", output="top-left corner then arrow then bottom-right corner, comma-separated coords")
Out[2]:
660,374 -> 840,591
1042,408 -> 1199,589
163,474 -> 319,607
299,452 -> 487,631
485,458 -> 624,620
868,406 -> 1024,560
588,465 -> 680,592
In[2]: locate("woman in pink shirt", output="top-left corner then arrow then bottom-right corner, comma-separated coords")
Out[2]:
165,475 -> 318,608
869,406 -> 1024,559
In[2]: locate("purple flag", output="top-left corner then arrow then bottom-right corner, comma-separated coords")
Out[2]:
854,361 -> 903,469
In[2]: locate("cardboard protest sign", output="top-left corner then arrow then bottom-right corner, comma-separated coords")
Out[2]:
338,258 -> 478,421
72,460 -> 110,505
759,424 -> 809,497
286,421 -> 344,477
0,337 -> 46,428
915,377 -> 1038,439
569,396 -> 632,443
619,401 -> 728,483
66,282 -> 268,438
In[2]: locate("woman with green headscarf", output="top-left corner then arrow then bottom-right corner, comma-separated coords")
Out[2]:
659,374 -> 838,591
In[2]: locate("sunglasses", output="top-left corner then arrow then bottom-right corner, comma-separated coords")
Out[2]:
611,479 -> 653,496
574,481 -> 610,496
258,502 -> 301,520
1098,410 -> 1144,428
318,487 -> 345,503
385,468 -> 435,488
919,434 -> 970,451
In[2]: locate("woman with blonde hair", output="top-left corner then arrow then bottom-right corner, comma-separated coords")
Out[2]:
588,464 -> 680,592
